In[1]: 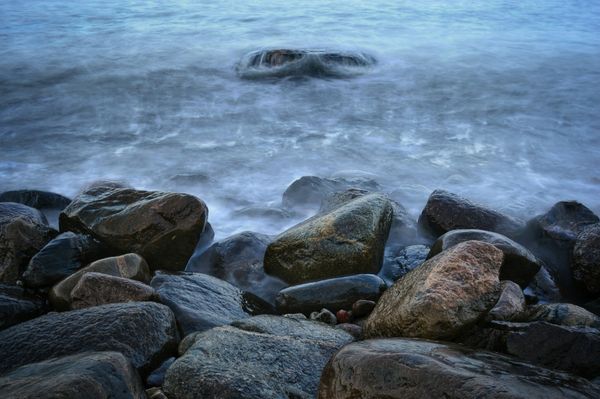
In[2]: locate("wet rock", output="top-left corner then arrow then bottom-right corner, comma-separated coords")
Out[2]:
364,241 -> 503,340
49,253 -> 151,310
336,309 -> 352,324
428,229 -> 540,287
527,201 -> 599,244
150,272 -> 272,336
70,272 -> 157,309
487,281 -> 526,321
265,193 -> 393,284
186,231 -> 286,305
0,284 -> 47,331
21,232 -> 108,288
572,223 -> 600,295
379,244 -> 429,285
0,351 -> 146,399
146,357 -> 175,388
522,303 -> 600,328
163,324 -> 348,399
0,302 -> 179,375
317,338 -> 600,399
0,190 -> 71,210
275,274 -> 386,315
233,206 -> 293,220
352,299 -> 376,318
59,186 -> 207,271
0,202 -> 56,283
310,308 -> 337,325
417,190 -> 523,239
525,265 -> 562,303
335,323 -> 362,339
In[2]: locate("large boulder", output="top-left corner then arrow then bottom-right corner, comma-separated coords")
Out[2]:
0,351 -> 146,399
364,241 -> 503,340
379,244 -> 429,285
0,202 -> 56,282
21,232 -> 108,288
0,301 -> 179,375
49,253 -> 151,310
572,223 -> 600,296
70,272 -> 158,309
264,193 -> 393,284
275,274 -> 386,315
317,338 -> 600,398
428,229 -> 541,287
150,272 -> 271,336
59,186 -> 207,271
418,190 -> 523,239
0,284 -> 47,331
186,231 -> 287,305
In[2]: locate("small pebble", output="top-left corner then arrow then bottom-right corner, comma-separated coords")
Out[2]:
336,309 -> 352,324
352,299 -> 376,318
310,308 -> 337,325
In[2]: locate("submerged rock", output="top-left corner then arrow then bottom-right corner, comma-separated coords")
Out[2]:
70,272 -> 157,309
572,223 -> 600,295
0,284 -> 47,331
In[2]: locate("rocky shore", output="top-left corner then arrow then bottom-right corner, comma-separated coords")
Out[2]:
1,178 -> 599,398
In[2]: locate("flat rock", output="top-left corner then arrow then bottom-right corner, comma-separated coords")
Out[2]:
265,193 -> 393,284
317,338 -> 600,398
0,284 -> 47,331
70,272 -> 157,309
364,241 -> 503,340
0,351 -> 146,399
59,186 -> 207,271
0,301 -> 179,375
572,223 -> 600,295
275,274 -> 386,314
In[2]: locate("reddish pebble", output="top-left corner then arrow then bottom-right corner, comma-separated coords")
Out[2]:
336,309 -> 352,324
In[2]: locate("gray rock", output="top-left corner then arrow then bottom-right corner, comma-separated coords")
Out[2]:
0,302 -> 179,375
310,308 -> 337,325
521,303 -> 600,328
379,244 -> 429,285
525,265 -> 562,303
70,272 -> 157,309
0,351 -> 146,399
572,223 -> 600,295
335,323 -> 362,338
0,284 -> 47,331
487,281 -> 526,321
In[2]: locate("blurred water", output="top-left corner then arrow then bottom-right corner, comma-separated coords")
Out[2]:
1,0 -> 599,238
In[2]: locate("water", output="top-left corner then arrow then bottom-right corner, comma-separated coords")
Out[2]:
1,0 -> 600,239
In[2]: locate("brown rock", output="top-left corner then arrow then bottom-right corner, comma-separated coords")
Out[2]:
572,223 -> 600,295
70,272 -> 157,309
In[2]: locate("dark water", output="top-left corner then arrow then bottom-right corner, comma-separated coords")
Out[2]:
1,0 -> 600,238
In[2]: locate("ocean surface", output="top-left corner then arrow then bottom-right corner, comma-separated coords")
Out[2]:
1,0 -> 600,238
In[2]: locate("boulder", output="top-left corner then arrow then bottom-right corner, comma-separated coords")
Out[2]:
21,232 -> 108,288
417,190 -> 523,239
186,231 -> 286,305
572,223 -> 600,295
0,351 -> 146,399
49,253 -> 151,311
0,284 -> 47,331
59,186 -> 207,271
521,303 -> 600,328
275,274 -> 386,315
317,338 -> 600,398
150,272 -> 271,336
0,302 -> 179,375
265,193 -> 393,284
0,202 -> 56,282
70,272 -> 157,309
486,281 -> 526,321
364,241 -> 503,340
428,229 -> 540,287
379,244 -> 429,285
0,190 -> 71,210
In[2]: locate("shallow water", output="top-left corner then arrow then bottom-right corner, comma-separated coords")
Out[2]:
1,0 -> 599,238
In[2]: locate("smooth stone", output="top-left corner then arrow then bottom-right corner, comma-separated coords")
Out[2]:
417,190 -> 523,239
0,284 -> 47,331
0,351 -> 146,399
265,193 -> 393,284
59,186 -> 207,271
317,338 -> 600,398
428,229 -> 541,287
572,223 -> 600,295
151,272 -> 272,336
146,357 -> 175,388
486,281 -> 526,321
0,190 -> 71,210
521,303 -> 600,328
70,272 -> 157,309
0,202 -> 56,283
21,232 -> 108,288
379,244 -> 429,285
364,241 -> 503,340
0,302 -> 179,375
310,308 -> 337,325
352,299 -> 376,318
275,274 -> 386,315
49,253 -> 151,311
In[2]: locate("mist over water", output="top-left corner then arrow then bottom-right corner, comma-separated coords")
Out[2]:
1,0 -> 600,239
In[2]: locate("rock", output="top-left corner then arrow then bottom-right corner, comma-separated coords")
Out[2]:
506,322 -> 600,378
0,284 -> 47,331
417,190 -> 523,239
364,241 -> 503,340
186,231 -> 286,305
70,272 -> 157,309
49,253 -> 151,311
310,308 -> 337,325
163,324 -> 349,399
21,232 -> 108,288
528,201 -> 599,244
428,229 -> 540,287
379,244 -> 429,285
0,202 -> 56,282
487,281 -> 526,321
352,299 -> 376,318
0,302 -> 179,375
146,388 -> 168,399
522,303 -> 600,328
146,357 -> 175,387
275,274 -> 386,315
0,190 -> 71,210
335,323 -> 362,338
150,272 -> 272,336
233,206 -> 293,220
336,309 -> 351,324
265,193 -> 393,284
572,223 -> 600,295
525,265 -> 562,303
317,338 -> 600,399
59,186 -> 207,271
283,312 -> 307,320
0,351 -> 146,399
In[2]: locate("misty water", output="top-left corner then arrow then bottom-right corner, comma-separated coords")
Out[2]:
1,0 -> 599,238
